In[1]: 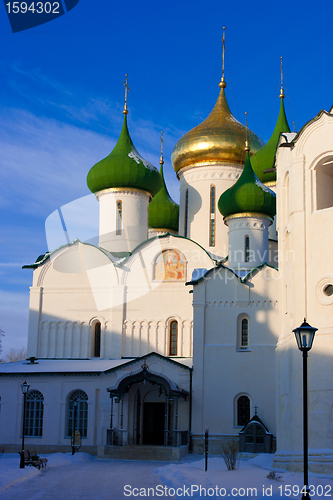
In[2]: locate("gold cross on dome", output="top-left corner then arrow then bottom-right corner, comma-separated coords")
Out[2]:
123,74 -> 130,115
160,130 -> 164,164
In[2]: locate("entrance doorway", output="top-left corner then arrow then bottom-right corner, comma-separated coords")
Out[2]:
143,402 -> 165,445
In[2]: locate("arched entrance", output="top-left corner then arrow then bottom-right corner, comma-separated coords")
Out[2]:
143,390 -> 165,445
107,362 -> 188,447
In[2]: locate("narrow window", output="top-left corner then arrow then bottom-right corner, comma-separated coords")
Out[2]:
94,322 -> 101,357
169,321 -> 178,356
67,390 -> 88,438
184,189 -> 189,238
210,185 -> 216,247
237,395 -> 250,426
245,235 -> 250,262
241,319 -> 249,348
25,390 -> 44,437
116,201 -> 122,235
315,157 -> 333,210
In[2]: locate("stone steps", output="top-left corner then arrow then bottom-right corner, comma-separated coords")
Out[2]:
102,444 -> 189,461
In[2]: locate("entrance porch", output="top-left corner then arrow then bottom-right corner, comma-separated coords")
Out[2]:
104,358 -> 191,459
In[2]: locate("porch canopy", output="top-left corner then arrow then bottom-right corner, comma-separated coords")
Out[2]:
107,364 -> 188,400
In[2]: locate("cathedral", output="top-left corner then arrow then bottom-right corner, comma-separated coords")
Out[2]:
1,52 -> 333,473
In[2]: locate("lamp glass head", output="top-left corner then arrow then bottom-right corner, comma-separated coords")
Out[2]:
293,319 -> 318,351
20,380 -> 30,394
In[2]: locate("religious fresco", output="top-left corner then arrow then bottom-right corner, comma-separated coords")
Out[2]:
154,250 -> 186,281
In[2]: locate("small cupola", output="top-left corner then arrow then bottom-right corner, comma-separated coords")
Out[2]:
250,57 -> 291,184
87,115 -> 162,197
218,140 -> 276,270
218,148 -> 276,220
87,76 -> 162,252
148,132 -> 179,236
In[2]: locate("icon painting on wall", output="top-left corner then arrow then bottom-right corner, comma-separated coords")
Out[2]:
155,250 -> 186,281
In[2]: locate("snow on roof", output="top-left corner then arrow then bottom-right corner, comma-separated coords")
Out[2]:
0,356 -> 193,375
0,359 -> 131,374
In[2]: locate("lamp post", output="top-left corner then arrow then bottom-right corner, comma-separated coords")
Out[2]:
293,319 -> 317,500
19,380 -> 30,468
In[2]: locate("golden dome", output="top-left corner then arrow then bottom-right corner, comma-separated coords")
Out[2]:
171,86 -> 264,174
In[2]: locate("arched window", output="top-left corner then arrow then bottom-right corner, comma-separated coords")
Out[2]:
237,314 -> 250,350
241,319 -> 249,348
25,390 -> 44,437
184,189 -> 189,238
245,235 -> 250,262
94,322 -> 101,357
315,156 -> 333,210
209,185 -> 216,247
116,201 -> 122,235
67,390 -> 88,438
169,321 -> 178,356
237,395 -> 250,426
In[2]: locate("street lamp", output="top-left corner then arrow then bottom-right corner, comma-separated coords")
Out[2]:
19,380 -> 30,468
293,319 -> 317,500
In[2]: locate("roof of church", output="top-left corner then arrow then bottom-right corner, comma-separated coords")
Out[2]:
186,260 -> 278,286
218,150 -> 276,219
0,353 -> 193,376
283,106 -> 333,147
171,83 -> 264,174
148,161 -> 179,232
86,114 -> 162,196
23,233 -> 218,271
238,414 -> 271,434
250,95 -> 290,183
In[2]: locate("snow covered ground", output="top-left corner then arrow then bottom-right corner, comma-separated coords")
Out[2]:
1,452 -> 333,499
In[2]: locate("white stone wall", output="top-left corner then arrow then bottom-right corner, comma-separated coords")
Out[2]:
190,265 -> 279,451
28,235 -> 214,361
275,112 -> 333,472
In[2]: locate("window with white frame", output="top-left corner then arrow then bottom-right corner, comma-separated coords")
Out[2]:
116,201 -> 122,235
25,390 -> 44,437
169,320 -> 178,356
209,185 -> 216,247
94,322 -> 101,357
67,390 -> 88,438
184,189 -> 189,238
245,235 -> 250,262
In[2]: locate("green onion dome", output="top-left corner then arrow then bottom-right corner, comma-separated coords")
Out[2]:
87,115 -> 162,196
148,162 -> 179,232
250,96 -> 290,183
218,149 -> 276,219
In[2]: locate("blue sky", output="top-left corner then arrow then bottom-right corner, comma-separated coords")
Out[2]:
1,0 -> 333,354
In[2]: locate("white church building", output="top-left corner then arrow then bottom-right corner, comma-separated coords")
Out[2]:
1,61 -> 333,472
